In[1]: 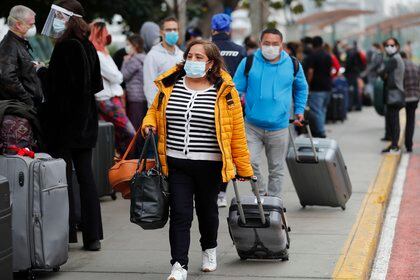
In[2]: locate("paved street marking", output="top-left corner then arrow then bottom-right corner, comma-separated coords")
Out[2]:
333,112 -> 406,280
370,154 -> 409,280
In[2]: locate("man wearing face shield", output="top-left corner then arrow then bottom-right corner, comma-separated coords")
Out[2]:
0,5 -> 43,107
40,0 -> 104,251
143,17 -> 184,107
233,28 -> 309,198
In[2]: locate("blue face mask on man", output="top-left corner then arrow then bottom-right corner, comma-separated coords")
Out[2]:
53,18 -> 66,33
165,31 -> 179,46
184,60 -> 208,78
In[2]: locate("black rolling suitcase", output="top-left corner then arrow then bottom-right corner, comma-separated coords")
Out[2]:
0,176 -> 12,280
92,121 -> 116,199
227,178 -> 290,261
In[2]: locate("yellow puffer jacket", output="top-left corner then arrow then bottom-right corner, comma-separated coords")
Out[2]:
142,66 -> 253,182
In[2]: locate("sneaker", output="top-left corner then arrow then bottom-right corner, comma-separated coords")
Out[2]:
202,247 -> 217,272
217,192 -> 227,207
381,146 -> 400,154
217,196 -> 227,208
167,262 -> 187,280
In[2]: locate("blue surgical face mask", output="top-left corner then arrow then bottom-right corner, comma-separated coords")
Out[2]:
184,60 -> 208,78
165,31 -> 179,46
53,18 -> 66,33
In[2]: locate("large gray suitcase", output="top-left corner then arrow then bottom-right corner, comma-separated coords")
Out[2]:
227,178 -> 290,261
0,154 -> 69,275
0,175 -> 12,280
286,124 -> 352,210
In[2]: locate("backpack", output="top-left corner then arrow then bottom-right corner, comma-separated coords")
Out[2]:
244,54 -> 300,79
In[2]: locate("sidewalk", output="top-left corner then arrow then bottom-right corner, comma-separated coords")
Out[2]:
371,109 -> 420,280
40,107 -> 385,280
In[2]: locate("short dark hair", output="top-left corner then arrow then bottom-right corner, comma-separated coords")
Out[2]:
372,43 -> 381,49
260,28 -> 283,42
160,16 -> 178,30
185,27 -> 202,42
312,36 -> 323,48
127,34 -> 144,53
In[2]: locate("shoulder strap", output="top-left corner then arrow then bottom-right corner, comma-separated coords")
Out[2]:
244,54 -> 254,77
291,56 -> 299,78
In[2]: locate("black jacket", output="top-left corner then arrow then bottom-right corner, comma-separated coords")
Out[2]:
41,36 -> 103,150
0,31 -> 43,107
212,33 -> 246,77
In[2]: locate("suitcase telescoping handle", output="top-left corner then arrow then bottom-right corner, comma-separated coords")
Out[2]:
232,176 -> 266,226
288,119 -> 318,163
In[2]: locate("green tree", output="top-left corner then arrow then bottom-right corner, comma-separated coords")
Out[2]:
0,0 -> 168,32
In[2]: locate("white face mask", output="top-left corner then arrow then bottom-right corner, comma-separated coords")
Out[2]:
385,45 -> 397,55
24,25 -> 37,38
261,45 -> 280,61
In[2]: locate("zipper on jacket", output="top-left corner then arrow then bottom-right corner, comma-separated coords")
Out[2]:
216,85 -> 229,182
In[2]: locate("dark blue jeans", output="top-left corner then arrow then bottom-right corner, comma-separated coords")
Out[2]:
308,91 -> 331,138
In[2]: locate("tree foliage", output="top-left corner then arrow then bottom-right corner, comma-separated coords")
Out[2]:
0,0 -> 169,32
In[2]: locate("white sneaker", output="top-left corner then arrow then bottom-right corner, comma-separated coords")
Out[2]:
202,247 -> 217,272
217,192 -> 227,208
167,262 -> 187,280
217,196 -> 227,208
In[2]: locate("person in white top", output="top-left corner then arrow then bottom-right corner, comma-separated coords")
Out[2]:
143,17 -> 184,107
89,21 -> 135,156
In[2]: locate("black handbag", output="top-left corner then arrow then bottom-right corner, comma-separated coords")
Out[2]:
386,89 -> 405,108
130,132 -> 169,230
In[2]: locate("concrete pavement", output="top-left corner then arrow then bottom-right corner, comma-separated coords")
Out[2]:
38,107 -> 386,280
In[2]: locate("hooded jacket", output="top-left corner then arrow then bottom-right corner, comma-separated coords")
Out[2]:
233,49 -> 308,130
142,66 -> 253,183
143,43 -> 183,107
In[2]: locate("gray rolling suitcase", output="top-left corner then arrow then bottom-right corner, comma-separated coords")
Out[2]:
286,123 -> 352,210
0,154 -> 69,276
0,176 -> 13,280
227,178 -> 290,261
91,121 -> 116,199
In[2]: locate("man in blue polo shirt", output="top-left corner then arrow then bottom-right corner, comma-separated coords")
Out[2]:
233,28 -> 308,198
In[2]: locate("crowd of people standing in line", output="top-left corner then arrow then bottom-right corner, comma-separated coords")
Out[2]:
0,1 -> 419,279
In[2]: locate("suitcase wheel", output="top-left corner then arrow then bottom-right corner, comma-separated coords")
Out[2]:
282,256 -> 289,261
239,255 -> 247,260
287,226 -> 291,232
300,203 -> 306,208
341,206 -> 346,211
53,266 -> 60,272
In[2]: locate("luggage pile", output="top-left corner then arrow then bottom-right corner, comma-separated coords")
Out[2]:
0,153 -> 69,278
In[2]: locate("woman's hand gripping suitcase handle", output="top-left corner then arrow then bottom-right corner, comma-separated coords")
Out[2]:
232,176 -> 266,226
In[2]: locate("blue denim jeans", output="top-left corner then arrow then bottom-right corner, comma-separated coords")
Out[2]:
308,91 -> 331,137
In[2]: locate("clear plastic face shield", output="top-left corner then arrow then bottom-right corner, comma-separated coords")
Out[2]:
41,4 -> 82,38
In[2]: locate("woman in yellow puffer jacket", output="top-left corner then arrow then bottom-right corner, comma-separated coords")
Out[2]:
142,39 -> 252,280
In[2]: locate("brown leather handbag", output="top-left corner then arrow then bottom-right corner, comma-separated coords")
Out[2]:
108,127 -> 155,199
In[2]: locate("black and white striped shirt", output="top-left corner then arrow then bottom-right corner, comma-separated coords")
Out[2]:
166,77 -> 221,161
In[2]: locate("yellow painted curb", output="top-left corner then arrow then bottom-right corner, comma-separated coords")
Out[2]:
332,111 -> 406,280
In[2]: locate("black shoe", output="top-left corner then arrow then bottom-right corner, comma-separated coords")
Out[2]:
83,240 -> 101,251
406,147 -> 413,153
381,146 -> 400,154
381,137 -> 391,142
